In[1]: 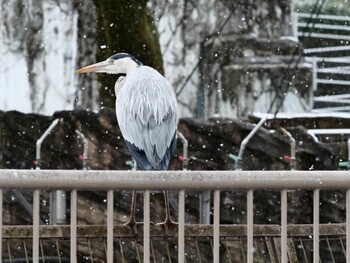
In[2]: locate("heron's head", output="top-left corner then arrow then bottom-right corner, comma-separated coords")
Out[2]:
76,53 -> 142,75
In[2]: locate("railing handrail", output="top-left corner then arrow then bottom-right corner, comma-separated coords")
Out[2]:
1,169 -> 350,190
295,12 -> 350,22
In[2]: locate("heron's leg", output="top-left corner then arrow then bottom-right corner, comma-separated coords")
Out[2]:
123,190 -> 139,233
158,190 -> 178,227
123,162 -> 139,232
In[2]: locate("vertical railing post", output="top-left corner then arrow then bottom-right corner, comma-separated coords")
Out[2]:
312,59 -> 318,92
178,190 -> 185,262
70,190 -> 77,263
247,190 -> 254,263
291,12 -> 299,39
143,190 -> 150,263
281,190 -> 288,263
313,189 -> 320,263
213,190 -> 220,263
33,190 -> 40,263
107,190 -> 114,263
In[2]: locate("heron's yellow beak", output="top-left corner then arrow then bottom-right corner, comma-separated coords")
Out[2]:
76,61 -> 110,74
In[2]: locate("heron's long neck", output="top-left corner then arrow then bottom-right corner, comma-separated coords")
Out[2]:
117,59 -> 139,74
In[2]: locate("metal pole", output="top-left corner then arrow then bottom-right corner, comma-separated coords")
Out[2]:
281,189 -> 288,263
70,190 -> 77,263
176,131 -> 188,171
177,131 -> 211,226
36,118 -> 60,169
143,190 -> 150,263
35,118 -> 66,225
213,190 -> 220,263
280,128 -> 296,170
107,190 -> 114,263
75,130 -> 89,170
291,12 -> 298,39
236,117 -> 267,170
200,190 -> 211,224
247,190 -> 254,263
313,189 -> 320,263
50,190 -> 67,224
33,189 -> 40,263
312,59 -> 317,92
178,190 -> 185,262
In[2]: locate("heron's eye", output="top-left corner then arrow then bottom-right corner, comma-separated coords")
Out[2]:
106,58 -> 113,64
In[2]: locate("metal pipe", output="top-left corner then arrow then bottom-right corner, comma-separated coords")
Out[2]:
279,128 -> 296,170
176,131 -> 188,171
70,190 -> 77,263
3,170 -> 350,190
178,190 -> 185,262
75,130 -> 89,170
35,118 -> 66,225
199,190 -> 211,224
50,190 -> 67,224
177,132 -> 209,225
313,189 -> 320,263
11,191 -> 44,224
312,59 -> 317,92
281,189 -> 288,263
107,190 -> 114,262
236,117 -> 267,170
143,190 -> 150,263
247,190 -> 254,263
213,190 -> 220,263
32,189 -> 40,263
35,118 -> 60,170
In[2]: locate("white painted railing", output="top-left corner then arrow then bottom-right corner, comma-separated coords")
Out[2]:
292,12 -> 350,113
293,12 -> 350,42
1,170 -> 350,262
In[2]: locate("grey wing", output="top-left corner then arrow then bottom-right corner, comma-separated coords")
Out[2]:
116,67 -> 178,169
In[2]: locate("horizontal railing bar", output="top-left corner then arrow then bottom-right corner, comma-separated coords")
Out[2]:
296,12 -> 350,22
317,79 -> 350,85
308,56 -> 350,62
1,224 -> 346,238
317,68 -> 350,74
299,22 -> 350,32
307,128 -> 350,135
304,45 -> 350,54
305,57 -> 350,63
312,106 -> 350,112
298,32 -> 350,41
1,170 -> 350,190
0,170 -> 350,190
314,98 -> 350,104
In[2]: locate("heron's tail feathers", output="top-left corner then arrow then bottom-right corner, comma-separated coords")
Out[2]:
125,135 -> 176,171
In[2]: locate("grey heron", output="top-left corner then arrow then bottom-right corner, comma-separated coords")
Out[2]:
76,53 -> 179,227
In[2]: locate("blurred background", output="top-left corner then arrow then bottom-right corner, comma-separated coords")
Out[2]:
1,0 -> 349,119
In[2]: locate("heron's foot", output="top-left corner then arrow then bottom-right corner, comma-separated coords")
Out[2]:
123,218 -> 141,234
123,219 -> 156,234
156,217 -> 178,228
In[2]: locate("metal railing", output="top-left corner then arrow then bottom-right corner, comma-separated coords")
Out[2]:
1,170 -> 350,262
292,12 -> 350,113
292,12 -> 350,42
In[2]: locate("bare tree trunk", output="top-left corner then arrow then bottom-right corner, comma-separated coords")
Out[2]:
93,0 -> 164,108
